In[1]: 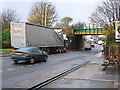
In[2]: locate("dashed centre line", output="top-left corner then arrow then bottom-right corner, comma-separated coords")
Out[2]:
35,64 -> 38,65
8,68 -> 15,71
27,65 -> 33,67
18,66 -> 24,69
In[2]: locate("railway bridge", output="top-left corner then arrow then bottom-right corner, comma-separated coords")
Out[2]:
69,28 -> 106,50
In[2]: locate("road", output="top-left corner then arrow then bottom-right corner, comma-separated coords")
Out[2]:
2,45 -> 102,88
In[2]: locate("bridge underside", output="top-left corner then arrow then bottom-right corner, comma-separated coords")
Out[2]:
69,35 -> 84,51
69,28 -> 106,51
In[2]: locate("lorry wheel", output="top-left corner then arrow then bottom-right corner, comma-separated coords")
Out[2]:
64,50 -> 67,53
30,58 -> 35,64
43,56 -> 47,62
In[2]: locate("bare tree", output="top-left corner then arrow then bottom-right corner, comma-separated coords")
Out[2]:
0,14 -> 2,29
1,8 -> 19,30
55,17 -> 73,38
89,0 -> 120,27
27,1 -> 57,26
71,21 -> 86,29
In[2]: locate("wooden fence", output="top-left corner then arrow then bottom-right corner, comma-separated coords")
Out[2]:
104,46 -> 120,62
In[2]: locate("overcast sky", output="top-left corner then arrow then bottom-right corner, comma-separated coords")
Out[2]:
0,0 -> 102,26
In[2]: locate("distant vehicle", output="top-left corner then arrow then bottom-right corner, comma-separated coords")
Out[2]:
84,41 -> 91,50
98,40 -> 104,45
91,43 -> 95,48
10,22 -> 68,53
10,47 -> 48,64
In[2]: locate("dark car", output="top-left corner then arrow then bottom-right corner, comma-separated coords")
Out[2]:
10,47 -> 48,64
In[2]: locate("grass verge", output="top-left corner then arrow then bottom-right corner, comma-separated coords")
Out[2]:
0,48 -> 12,53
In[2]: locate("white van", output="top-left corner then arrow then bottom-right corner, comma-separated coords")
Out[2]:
84,41 -> 91,50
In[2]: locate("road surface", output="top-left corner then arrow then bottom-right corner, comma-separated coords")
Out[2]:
2,45 -> 102,88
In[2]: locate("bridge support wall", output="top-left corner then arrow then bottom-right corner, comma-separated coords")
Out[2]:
69,35 -> 84,51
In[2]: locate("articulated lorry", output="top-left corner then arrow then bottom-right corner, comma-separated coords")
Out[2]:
10,22 -> 68,53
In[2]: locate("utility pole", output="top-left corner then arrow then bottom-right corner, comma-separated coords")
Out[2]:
45,4 -> 49,26
45,4 -> 47,26
42,9 -> 44,26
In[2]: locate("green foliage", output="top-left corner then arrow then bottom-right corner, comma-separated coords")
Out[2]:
2,28 -> 10,43
55,17 -> 73,39
109,43 -> 120,46
60,17 -> 73,26
104,25 -> 120,46
0,29 -> 2,49
0,29 -> 2,41
28,1 -> 57,26
0,48 -> 12,52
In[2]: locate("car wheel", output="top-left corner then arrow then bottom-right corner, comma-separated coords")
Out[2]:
14,61 -> 18,64
30,58 -> 35,64
43,56 -> 47,62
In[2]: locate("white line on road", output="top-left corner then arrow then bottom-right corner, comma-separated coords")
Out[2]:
51,55 -> 80,62
27,65 -> 32,67
8,68 -> 15,71
18,66 -> 24,69
0,71 -> 2,72
35,64 -> 38,65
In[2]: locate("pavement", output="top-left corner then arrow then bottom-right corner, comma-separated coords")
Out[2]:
46,52 -> 119,89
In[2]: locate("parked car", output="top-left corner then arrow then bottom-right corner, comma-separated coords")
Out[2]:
10,47 -> 48,64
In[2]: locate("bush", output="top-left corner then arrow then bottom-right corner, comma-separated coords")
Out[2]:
2,28 -> 10,43
104,25 -> 116,46
2,41 -> 11,48
2,28 -> 11,48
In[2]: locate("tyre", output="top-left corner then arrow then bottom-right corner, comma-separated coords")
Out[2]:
43,56 -> 47,62
64,50 -> 67,53
14,61 -> 18,64
30,58 -> 35,64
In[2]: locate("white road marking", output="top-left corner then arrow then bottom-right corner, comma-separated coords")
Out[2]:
51,55 -> 80,62
0,61 -> 4,63
35,64 -> 38,65
8,68 -> 15,71
0,71 -> 2,72
18,66 -> 24,69
27,65 -> 32,67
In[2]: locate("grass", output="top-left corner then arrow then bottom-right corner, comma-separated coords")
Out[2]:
0,48 -> 12,52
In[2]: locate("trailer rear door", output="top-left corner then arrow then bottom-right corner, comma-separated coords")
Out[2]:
10,22 -> 26,48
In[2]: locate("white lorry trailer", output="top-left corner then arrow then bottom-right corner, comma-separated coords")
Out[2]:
10,22 -> 68,53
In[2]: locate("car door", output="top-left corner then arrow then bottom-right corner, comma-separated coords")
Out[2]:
31,48 -> 44,61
